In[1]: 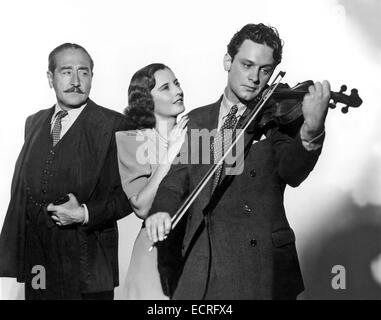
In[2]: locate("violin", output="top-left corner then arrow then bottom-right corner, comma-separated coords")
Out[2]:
254,80 -> 363,138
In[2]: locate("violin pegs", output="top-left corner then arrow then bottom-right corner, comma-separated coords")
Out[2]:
340,85 -> 347,93
341,106 -> 349,114
329,103 -> 337,109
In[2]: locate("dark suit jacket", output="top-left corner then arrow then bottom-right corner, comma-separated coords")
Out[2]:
150,97 -> 323,300
0,99 -> 132,295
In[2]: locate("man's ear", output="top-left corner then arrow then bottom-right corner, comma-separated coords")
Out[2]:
47,71 -> 54,88
223,53 -> 232,72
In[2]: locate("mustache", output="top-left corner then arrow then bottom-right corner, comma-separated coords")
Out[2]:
64,86 -> 85,94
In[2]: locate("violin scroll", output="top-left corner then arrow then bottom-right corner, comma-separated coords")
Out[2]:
329,85 -> 362,114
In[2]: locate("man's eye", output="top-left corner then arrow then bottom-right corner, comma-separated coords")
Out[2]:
243,63 -> 250,69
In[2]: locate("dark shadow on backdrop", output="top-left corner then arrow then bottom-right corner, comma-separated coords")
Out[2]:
299,194 -> 381,300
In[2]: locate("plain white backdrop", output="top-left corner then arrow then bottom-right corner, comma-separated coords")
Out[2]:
1,0 -> 380,299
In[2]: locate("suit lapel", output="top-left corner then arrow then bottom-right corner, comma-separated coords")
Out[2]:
25,107 -> 54,151
196,99 -> 220,132
190,98 -> 221,214
15,107 -> 54,192
74,100 -> 114,201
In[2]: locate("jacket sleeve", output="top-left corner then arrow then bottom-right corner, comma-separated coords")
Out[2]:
116,131 -> 151,199
271,129 -> 324,187
149,161 -> 190,218
0,115 -> 35,280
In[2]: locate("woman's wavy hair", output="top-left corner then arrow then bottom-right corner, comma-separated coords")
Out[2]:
124,63 -> 169,130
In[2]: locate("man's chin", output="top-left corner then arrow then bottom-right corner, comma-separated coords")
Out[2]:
238,93 -> 259,104
59,97 -> 89,109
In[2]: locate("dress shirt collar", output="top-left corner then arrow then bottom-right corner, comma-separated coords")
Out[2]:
220,89 -> 247,120
217,89 -> 247,130
50,103 -> 87,125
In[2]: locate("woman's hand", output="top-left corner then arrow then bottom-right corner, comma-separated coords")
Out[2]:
167,115 -> 188,163
145,212 -> 172,243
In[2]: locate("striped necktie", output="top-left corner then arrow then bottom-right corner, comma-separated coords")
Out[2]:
51,110 -> 68,147
211,105 -> 238,192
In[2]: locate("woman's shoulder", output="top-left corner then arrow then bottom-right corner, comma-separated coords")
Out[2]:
116,129 -> 143,138
116,129 -> 154,154
116,129 -> 152,174
116,129 -> 153,142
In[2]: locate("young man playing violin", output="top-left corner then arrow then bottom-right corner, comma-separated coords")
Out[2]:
146,23 -> 331,300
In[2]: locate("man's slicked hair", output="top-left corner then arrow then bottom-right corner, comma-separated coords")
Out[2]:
48,43 -> 94,73
227,23 -> 283,66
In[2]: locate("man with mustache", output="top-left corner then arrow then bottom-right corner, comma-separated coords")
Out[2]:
147,23 -> 330,299
0,43 -> 132,299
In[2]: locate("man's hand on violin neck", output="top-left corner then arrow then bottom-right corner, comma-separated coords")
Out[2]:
301,80 -> 331,137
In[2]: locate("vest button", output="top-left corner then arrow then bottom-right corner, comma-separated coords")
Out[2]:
244,204 -> 252,214
250,169 -> 256,178
250,239 -> 257,247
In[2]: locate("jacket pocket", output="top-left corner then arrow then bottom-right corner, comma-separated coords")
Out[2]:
271,228 -> 296,248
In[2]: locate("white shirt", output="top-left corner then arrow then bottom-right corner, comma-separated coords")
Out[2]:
50,103 -> 87,139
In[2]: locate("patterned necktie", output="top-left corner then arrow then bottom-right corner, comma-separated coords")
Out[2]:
211,105 -> 238,192
51,110 -> 68,147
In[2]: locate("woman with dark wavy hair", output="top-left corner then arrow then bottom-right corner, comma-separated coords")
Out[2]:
116,63 -> 188,299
